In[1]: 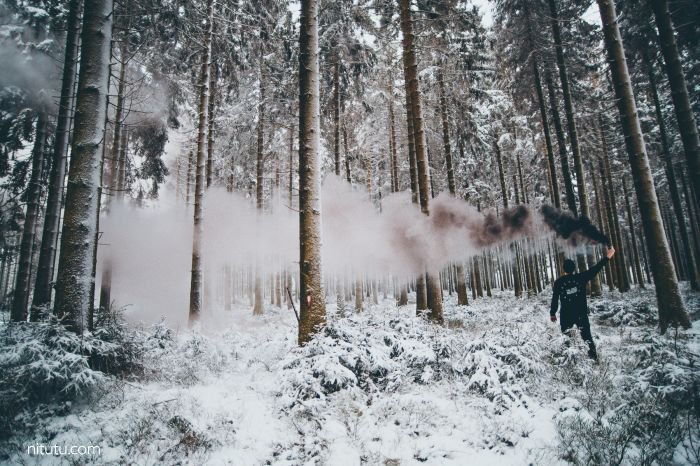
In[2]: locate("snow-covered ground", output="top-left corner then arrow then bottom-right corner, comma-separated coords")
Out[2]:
3,287 -> 699,465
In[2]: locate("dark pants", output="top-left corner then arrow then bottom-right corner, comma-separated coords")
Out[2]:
561,312 -> 598,360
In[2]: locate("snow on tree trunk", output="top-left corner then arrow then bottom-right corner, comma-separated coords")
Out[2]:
437,67 -> 455,196
254,66 -> 265,316
333,57 -> 341,177
650,0 -> 700,212
544,65 -> 577,215
188,0 -> 215,324
547,0 -> 600,295
596,0 -> 690,332
98,40 -> 128,314
12,110 -> 48,322
646,58 -> 700,290
206,63 -> 218,188
399,0 -> 443,324
33,0 -> 83,313
297,0 -> 326,345
622,178 -> 645,288
53,0 -> 113,333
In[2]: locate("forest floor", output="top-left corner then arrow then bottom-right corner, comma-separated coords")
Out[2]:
3,285 -> 700,465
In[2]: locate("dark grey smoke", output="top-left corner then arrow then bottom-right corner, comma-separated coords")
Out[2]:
539,204 -> 610,246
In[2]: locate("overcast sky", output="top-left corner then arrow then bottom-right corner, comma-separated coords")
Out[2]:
470,0 -> 600,30
472,0 -> 494,28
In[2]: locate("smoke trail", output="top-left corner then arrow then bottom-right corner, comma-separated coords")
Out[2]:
98,177 -> 610,323
539,204 -> 610,246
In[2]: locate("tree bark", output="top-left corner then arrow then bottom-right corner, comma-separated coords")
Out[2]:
98,40 -> 128,315
33,0 -> 82,313
343,126 -> 351,184
548,0 -> 589,216
650,0 -> 700,210
404,83 -> 418,204
622,177 -> 645,288
253,64 -> 265,316
599,117 -> 631,291
206,62 -> 218,188
647,60 -> 700,289
399,0 -> 441,322
597,0 -> 690,331
388,77 -> 399,192
544,65 -> 577,215
12,111 -> 48,322
297,0 -> 326,344
591,167 -> 614,290
188,0 -> 214,323
53,0 -> 113,333
438,66 -> 456,195
333,56 -> 341,177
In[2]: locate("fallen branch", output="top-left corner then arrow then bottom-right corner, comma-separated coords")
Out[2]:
286,286 -> 300,324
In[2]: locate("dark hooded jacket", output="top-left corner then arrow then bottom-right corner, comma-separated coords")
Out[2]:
550,257 -> 609,319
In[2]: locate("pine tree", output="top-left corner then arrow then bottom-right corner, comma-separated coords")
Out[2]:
53,0 -> 114,333
32,0 -> 83,314
596,0 -> 690,332
399,0 -> 443,323
188,0 -> 215,324
297,0 -> 326,345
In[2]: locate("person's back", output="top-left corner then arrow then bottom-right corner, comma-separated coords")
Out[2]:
550,247 -> 615,360
552,271 -> 591,320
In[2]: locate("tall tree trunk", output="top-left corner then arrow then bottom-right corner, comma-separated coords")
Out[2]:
647,60 -> 700,289
253,65 -> 265,316
650,0 -> 700,209
289,124 -> 294,206
206,62 -> 218,188
622,178 -> 645,288
438,66 -> 467,305
494,138 -> 508,209
333,56 -> 341,177
343,126 -> 351,184
548,0 -> 589,216
545,65 -> 577,214
188,0 -> 214,323
98,40 -> 127,315
599,117 -> 631,291
597,0 -> 690,331
438,66 -> 455,195
53,0 -> 113,333
33,0 -> 82,313
681,172 -> 700,272
404,84 -> 418,204
297,0 -> 326,344
12,111 -> 48,322
399,0 -> 442,323
534,63 -> 561,208
388,76 -> 399,192
592,167 -> 614,290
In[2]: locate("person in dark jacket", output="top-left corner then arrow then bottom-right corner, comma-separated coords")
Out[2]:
550,247 -> 615,360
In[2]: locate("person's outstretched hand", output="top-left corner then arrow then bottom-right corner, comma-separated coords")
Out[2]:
550,314 -> 557,322
607,246 -> 616,259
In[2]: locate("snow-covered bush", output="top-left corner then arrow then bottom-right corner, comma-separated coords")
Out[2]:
279,310 -> 543,410
591,291 -> 657,327
554,324 -> 699,465
0,321 -> 112,437
90,306 -> 144,375
0,308 -> 145,439
141,326 -> 231,386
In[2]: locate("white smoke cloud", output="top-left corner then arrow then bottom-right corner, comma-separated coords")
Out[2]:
98,174 -> 590,326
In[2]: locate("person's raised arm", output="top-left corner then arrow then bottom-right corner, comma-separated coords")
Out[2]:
580,246 -> 615,283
